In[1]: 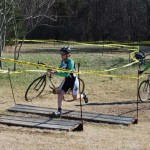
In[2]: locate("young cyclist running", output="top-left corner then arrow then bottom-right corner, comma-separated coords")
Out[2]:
49,46 -> 88,117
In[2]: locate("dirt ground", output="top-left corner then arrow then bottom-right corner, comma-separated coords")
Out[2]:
0,76 -> 150,150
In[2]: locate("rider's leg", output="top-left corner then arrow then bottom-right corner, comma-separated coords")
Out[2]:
72,93 -> 88,103
72,77 -> 88,103
52,89 -> 65,117
57,89 -> 65,112
72,93 -> 83,100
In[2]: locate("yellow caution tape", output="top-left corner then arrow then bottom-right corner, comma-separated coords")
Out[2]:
0,70 -> 8,74
19,39 -> 139,51
0,57 -> 141,80
0,56 -> 139,74
88,73 -> 140,80
82,60 -> 139,74
0,69 -> 143,80
0,69 -> 46,74
0,44 -> 140,79
0,57 -> 78,74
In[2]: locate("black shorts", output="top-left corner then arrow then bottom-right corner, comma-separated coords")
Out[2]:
61,76 -> 76,93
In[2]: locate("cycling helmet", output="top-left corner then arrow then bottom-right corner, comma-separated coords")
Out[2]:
60,46 -> 70,54
134,50 -> 145,60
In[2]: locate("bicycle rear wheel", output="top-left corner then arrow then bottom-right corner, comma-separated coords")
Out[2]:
63,77 -> 85,102
138,80 -> 150,101
25,75 -> 46,101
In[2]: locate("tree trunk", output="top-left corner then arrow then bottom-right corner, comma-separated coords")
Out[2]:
0,35 -> 2,69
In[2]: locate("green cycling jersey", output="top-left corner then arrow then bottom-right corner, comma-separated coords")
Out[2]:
55,58 -> 75,77
142,64 -> 150,72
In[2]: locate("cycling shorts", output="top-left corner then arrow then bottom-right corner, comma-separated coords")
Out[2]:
59,76 -> 79,95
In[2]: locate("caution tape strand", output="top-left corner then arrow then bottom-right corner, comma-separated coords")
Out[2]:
0,45 -> 140,79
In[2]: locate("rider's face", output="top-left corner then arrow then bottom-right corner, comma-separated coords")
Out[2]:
61,53 -> 67,60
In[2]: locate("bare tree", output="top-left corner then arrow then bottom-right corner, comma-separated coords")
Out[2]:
13,0 -> 56,70
0,0 -> 14,69
0,0 -> 57,69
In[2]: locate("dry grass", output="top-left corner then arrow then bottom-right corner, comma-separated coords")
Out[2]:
0,76 -> 150,150
0,44 -> 150,150
0,119 -> 150,150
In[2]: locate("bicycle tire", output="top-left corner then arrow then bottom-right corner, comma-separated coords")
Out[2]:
138,80 -> 150,101
25,75 -> 47,101
63,77 -> 85,102
78,78 -> 85,94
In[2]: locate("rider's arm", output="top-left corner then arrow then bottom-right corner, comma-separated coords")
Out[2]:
55,70 -> 70,77
55,59 -> 74,77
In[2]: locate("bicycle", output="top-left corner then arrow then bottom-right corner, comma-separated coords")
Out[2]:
138,73 -> 150,102
25,63 -> 85,102
136,50 -> 150,101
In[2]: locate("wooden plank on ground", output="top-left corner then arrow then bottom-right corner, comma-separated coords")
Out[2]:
8,104 -> 135,125
9,104 -> 73,115
0,114 -> 82,131
63,111 -> 135,125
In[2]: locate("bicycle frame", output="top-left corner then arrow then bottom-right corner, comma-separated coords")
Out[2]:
46,74 -> 66,94
25,62 -> 85,102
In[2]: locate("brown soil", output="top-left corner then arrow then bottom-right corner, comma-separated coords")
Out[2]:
0,77 -> 150,150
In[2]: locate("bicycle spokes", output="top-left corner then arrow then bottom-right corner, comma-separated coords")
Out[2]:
138,80 -> 150,101
25,75 -> 46,101
34,77 -> 46,91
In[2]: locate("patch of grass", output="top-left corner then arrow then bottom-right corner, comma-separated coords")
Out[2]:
1,44 -> 139,89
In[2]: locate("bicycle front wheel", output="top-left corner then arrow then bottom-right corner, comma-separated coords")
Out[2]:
138,80 -> 150,102
25,75 -> 46,101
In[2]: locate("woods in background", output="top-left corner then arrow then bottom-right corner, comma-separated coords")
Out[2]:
27,0 -> 150,42
1,0 -> 150,43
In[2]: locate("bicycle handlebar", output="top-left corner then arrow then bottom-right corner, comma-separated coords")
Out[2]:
37,61 -> 53,78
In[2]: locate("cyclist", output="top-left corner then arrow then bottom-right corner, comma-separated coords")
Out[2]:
134,50 -> 145,65
135,51 -> 150,74
49,46 -> 88,117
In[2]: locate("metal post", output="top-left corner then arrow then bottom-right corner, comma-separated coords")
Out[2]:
134,62 -> 140,124
78,63 -> 83,131
135,46 -> 141,124
137,63 -> 140,124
